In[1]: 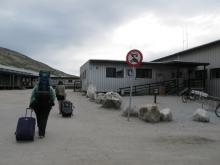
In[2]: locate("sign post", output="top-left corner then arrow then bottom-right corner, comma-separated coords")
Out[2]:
126,49 -> 143,121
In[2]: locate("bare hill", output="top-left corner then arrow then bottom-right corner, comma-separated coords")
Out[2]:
0,47 -> 76,77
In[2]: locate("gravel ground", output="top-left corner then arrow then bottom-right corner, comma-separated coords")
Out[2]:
0,89 -> 220,165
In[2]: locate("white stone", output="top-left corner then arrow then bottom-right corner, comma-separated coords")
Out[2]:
86,84 -> 96,100
138,104 -> 160,123
102,92 -> 122,109
160,108 -> 173,121
193,108 -> 210,122
95,93 -> 105,104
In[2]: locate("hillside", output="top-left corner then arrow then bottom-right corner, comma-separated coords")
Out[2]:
0,47 -> 76,77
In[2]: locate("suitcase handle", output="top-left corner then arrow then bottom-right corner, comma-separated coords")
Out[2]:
25,108 -> 33,117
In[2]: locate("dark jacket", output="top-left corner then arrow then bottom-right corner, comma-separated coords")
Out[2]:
29,83 -> 56,109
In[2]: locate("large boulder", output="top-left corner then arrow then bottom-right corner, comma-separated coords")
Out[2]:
138,104 -> 161,123
102,92 -> 122,109
138,106 -> 148,120
95,93 -> 105,104
160,108 -> 173,122
86,84 -> 96,100
193,108 -> 210,123
122,106 -> 139,117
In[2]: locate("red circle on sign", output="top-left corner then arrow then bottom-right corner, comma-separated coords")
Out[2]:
126,49 -> 143,67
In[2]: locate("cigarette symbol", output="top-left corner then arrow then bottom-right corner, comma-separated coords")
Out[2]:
130,52 -> 139,63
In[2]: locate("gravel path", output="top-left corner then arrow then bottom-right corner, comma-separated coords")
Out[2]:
0,89 -> 220,165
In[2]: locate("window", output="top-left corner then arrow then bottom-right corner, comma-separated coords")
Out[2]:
177,71 -> 182,78
210,68 -> 220,79
106,67 -> 124,78
116,68 -> 124,78
171,72 -> 176,78
136,69 -> 152,78
106,68 -> 116,77
68,80 -> 73,83
195,70 -> 207,79
126,69 -> 134,77
170,71 -> 182,78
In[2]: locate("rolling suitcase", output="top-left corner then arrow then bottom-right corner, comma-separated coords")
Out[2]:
61,100 -> 74,117
15,108 -> 36,141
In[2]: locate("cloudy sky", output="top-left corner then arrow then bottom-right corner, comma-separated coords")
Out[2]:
0,0 -> 220,76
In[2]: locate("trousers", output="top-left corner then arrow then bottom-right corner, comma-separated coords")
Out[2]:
34,107 -> 51,136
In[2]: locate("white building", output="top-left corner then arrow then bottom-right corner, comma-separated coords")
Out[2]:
51,76 -> 80,89
153,40 -> 220,97
80,59 -> 208,95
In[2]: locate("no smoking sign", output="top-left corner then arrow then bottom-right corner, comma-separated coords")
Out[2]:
126,49 -> 143,67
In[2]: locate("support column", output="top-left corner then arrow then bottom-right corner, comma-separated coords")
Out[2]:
9,74 -> 12,89
188,69 -> 192,90
176,67 -> 179,94
12,74 -> 15,89
31,77 -> 33,88
203,65 -> 206,92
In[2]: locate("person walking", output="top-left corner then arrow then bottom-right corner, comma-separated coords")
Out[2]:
29,71 -> 55,138
55,81 -> 66,114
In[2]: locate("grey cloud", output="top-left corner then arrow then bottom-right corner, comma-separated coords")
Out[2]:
0,0 -> 219,63
1,0 -> 153,55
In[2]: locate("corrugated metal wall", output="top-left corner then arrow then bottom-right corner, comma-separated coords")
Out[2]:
85,62 -> 174,92
157,44 -> 220,97
80,61 -> 90,91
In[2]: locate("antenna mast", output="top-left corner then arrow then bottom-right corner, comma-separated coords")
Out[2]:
182,25 -> 189,50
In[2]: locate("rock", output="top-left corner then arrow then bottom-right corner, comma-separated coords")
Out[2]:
95,93 -> 105,104
138,106 -> 148,120
160,108 -> 173,121
138,104 -> 161,123
102,92 -> 122,109
122,106 -> 139,117
86,84 -> 96,100
193,108 -> 210,122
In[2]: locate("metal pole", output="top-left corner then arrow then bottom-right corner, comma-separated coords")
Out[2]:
128,67 -> 135,121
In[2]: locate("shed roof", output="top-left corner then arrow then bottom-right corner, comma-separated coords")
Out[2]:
0,64 -> 39,76
152,39 -> 220,62
161,60 -> 209,67
88,59 -> 209,67
51,76 -> 80,79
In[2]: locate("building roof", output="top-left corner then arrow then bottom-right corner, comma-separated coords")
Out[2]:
161,60 -> 209,67
152,39 -> 220,62
0,64 -> 39,76
88,59 -> 209,67
51,76 -> 80,79
89,59 -> 163,65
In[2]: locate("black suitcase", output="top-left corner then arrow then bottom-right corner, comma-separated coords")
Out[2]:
61,100 -> 74,117
15,108 -> 36,141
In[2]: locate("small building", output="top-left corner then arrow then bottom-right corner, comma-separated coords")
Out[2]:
0,64 -> 38,89
80,59 -> 208,95
51,76 -> 80,89
153,40 -> 220,97
0,64 -> 80,90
